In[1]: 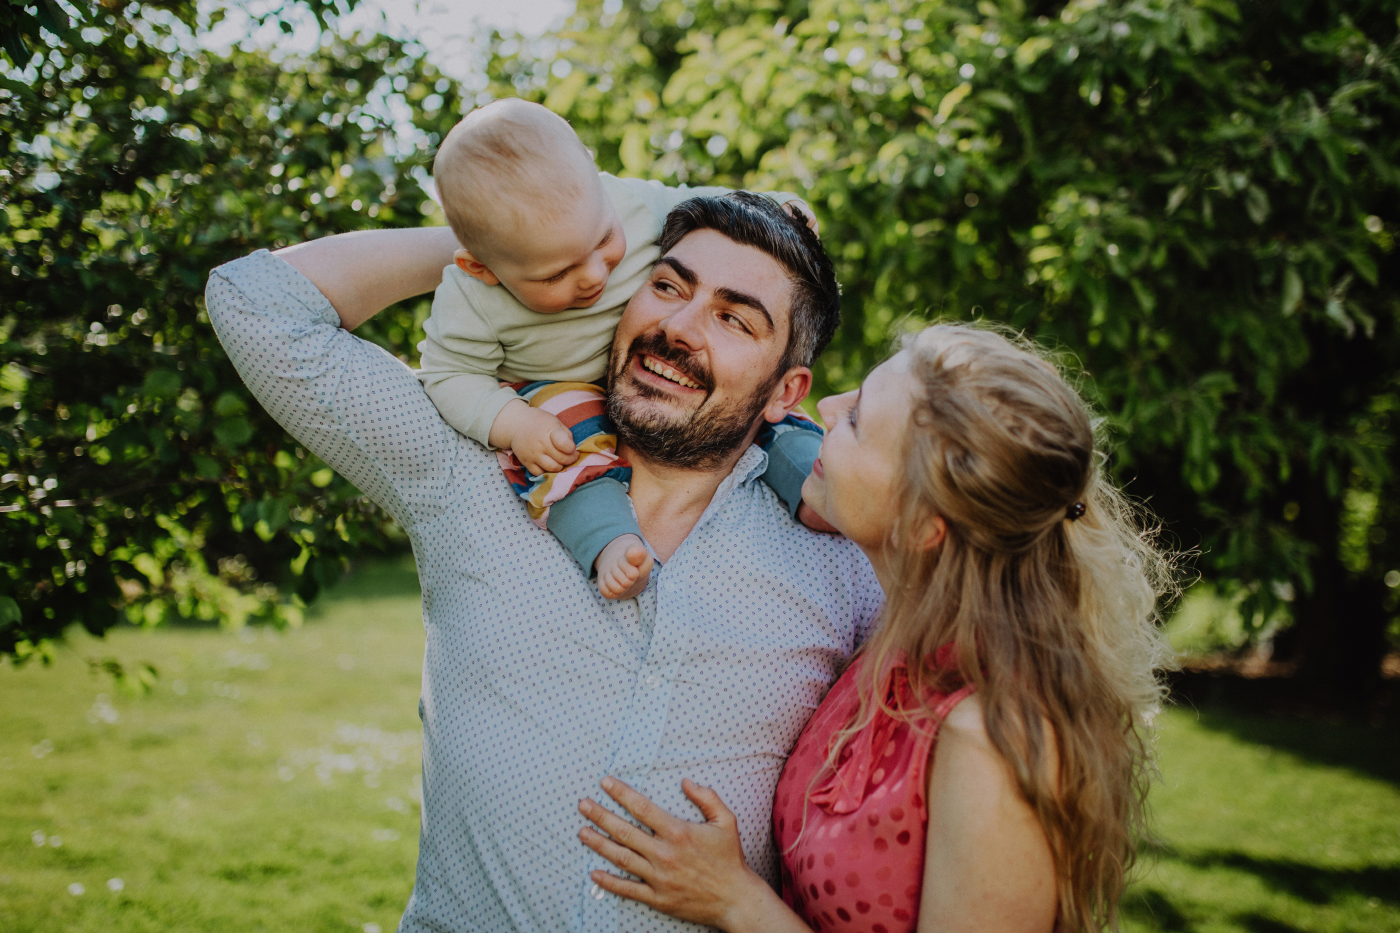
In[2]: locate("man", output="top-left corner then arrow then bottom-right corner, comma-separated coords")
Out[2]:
206,192 -> 881,933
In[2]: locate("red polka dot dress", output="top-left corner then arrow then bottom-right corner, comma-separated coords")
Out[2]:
772,647 -> 973,933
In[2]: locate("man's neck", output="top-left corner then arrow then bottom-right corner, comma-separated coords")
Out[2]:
619,440 -> 753,563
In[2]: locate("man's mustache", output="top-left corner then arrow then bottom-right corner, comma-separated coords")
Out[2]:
621,333 -> 713,394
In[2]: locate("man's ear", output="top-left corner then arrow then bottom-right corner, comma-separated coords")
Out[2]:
762,366 -> 813,424
454,248 -> 501,287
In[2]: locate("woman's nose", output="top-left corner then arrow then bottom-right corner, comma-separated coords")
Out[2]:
816,391 -> 851,431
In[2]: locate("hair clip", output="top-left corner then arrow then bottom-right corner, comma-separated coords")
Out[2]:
1066,502 -> 1086,521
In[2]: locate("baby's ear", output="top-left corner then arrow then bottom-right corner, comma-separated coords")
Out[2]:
454,248 -> 500,287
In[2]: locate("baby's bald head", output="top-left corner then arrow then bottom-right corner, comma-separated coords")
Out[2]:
433,99 -> 600,264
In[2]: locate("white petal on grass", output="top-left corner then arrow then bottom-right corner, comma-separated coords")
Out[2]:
107,878 -> 125,893
364,924 -> 383,933
49,836 -> 63,848
68,882 -> 85,896
31,831 -> 45,846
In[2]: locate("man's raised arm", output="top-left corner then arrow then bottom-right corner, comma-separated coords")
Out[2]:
205,227 -> 465,531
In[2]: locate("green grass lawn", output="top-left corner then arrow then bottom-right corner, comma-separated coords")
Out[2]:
2,556 -> 1398,933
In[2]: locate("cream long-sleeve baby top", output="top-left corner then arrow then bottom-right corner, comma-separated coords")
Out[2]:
416,173 -> 803,446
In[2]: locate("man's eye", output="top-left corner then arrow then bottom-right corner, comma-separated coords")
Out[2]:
721,313 -> 750,333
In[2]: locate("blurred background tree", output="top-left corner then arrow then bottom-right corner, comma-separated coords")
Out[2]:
0,0 -> 458,674
4,0 -> 1398,710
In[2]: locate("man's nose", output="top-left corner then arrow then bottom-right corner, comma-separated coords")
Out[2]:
657,296 -> 706,353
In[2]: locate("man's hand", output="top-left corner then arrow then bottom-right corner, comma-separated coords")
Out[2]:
797,501 -> 839,534
786,200 -> 821,236
490,400 -> 578,474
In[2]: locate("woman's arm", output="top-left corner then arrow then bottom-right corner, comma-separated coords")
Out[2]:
578,778 -> 812,933
276,226 -> 460,330
917,695 -> 1058,933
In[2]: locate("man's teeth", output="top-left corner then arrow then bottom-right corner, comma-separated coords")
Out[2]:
642,357 -> 700,389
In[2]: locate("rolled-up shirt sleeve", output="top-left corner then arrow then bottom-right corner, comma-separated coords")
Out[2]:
205,249 -> 461,530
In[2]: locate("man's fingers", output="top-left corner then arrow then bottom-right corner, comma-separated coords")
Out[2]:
602,777 -> 678,836
681,778 -> 734,825
579,798 -> 659,857
589,869 -> 658,907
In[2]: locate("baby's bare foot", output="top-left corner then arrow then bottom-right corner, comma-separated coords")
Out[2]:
595,534 -> 653,600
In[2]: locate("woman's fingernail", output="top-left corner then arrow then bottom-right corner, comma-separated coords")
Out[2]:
601,777 -> 615,790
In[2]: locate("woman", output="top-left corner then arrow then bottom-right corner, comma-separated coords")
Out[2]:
576,324 -> 1174,932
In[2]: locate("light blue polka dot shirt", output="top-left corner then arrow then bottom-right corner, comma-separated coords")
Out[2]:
207,251 -> 883,933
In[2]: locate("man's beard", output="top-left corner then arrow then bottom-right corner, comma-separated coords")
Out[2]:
607,332 -> 778,471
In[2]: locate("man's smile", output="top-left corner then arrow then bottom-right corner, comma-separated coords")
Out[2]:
636,354 -> 704,391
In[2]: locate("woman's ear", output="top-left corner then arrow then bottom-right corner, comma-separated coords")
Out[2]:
920,515 -> 947,552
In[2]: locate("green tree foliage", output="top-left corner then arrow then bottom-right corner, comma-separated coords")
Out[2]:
492,0 -> 1399,702
5,0 -> 1398,707
0,2 -> 463,660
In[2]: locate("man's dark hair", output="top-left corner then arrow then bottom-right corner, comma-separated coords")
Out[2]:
657,191 -> 840,372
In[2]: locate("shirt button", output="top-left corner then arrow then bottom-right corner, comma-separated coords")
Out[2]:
644,674 -> 660,689
589,883 -> 606,900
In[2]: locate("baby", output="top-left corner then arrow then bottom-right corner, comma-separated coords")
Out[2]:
418,99 -> 825,598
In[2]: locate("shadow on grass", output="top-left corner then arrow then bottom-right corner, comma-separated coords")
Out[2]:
1128,843 -> 1400,931
1123,889 -> 1192,931
1174,849 -> 1400,906
1180,706 -> 1400,787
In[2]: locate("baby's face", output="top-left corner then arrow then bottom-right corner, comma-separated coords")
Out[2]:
487,191 -> 626,315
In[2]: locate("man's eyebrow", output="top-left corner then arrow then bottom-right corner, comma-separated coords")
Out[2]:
655,255 -> 697,286
715,286 -> 774,334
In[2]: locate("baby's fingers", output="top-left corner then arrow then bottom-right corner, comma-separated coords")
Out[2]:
522,454 -> 564,475
550,428 -> 578,460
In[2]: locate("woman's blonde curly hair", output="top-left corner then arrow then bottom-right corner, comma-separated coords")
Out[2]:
829,323 -> 1176,932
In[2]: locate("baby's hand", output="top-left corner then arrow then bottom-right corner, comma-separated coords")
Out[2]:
493,401 -> 578,474
786,200 -> 821,236
796,501 -> 840,535
596,534 -> 653,600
